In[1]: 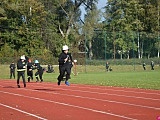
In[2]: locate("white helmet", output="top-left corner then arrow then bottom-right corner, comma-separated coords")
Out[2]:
34,60 -> 39,63
20,55 -> 25,60
63,45 -> 69,50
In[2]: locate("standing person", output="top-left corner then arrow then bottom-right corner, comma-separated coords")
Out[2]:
9,61 -> 16,79
34,60 -> 44,82
143,62 -> 146,70
106,61 -> 109,72
151,61 -> 154,70
17,56 -> 26,88
57,45 -> 74,86
27,59 -> 33,82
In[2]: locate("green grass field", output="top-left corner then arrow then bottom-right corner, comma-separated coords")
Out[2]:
0,64 -> 160,90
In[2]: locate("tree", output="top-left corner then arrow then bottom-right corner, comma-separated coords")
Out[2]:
83,4 -> 101,60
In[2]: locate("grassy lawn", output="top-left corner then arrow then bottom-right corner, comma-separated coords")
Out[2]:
0,64 -> 160,90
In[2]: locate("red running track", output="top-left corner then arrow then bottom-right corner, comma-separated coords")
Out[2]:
0,80 -> 160,120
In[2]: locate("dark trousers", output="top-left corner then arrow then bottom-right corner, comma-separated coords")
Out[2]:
17,71 -> 26,85
35,71 -> 43,81
10,70 -> 15,79
27,70 -> 33,82
58,65 -> 71,82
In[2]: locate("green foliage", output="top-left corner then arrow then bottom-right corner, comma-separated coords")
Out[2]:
0,0 -> 160,63
104,0 -> 160,59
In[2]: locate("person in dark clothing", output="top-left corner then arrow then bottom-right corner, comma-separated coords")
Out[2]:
17,56 -> 26,88
9,61 -> 16,79
143,62 -> 146,70
151,61 -> 154,70
27,59 -> 33,82
46,64 -> 54,73
34,60 -> 44,82
106,61 -> 109,72
57,45 -> 74,86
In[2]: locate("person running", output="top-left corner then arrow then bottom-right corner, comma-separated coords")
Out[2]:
17,56 -> 26,88
57,45 -> 74,86
34,60 -> 44,82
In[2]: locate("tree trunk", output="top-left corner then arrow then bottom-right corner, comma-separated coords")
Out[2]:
120,53 -> 122,59
127,51 -> 130,59
89,41 -> 93,60
137,32 -> 140,59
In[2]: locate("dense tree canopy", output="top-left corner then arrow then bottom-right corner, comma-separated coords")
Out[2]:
0,0 -> 160,63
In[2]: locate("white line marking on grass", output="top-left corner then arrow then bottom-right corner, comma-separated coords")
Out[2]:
0,103 -> 47,120
0,91 -> 137,120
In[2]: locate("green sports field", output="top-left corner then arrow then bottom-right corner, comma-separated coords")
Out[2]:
1,65 -> 160,90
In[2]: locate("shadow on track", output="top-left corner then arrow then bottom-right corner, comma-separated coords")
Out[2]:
34,88 -> 63,92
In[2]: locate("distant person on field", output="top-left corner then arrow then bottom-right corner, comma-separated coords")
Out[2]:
106,61 -> 109,72
151,61 -> 154,70
46,64 -> 54,73
9,61 -> 16,79
143,62 -> 146,70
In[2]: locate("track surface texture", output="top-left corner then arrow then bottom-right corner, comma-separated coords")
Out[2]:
0,80 -> 160,120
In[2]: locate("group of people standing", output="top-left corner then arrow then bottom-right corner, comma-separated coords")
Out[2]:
142,61 -> 155,70
10,45 -> 74,88
10,55 -> 44,88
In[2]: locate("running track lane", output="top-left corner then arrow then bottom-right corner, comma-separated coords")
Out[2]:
0,80 -> 160,120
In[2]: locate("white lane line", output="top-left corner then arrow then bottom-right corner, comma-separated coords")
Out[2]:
70,85 -> 160,95
28,84 -> 160,101
1,81 -> 160,95
0,91 -> 137,120
1,83 -> 159,111
0,103 -> 47,120
22,88 -> 160,110
0,83 -> 160,102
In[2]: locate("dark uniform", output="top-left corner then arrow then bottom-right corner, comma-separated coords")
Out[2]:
9,62 -> 16,79
106,62 -> 109,72
151,61 -> 154,70
17,56 -> 26,88
143,63 -> 146,70
34,62 -> 44,82
57,51 -> 73,86
27,60 -> 33,82
46,64 -> 54,73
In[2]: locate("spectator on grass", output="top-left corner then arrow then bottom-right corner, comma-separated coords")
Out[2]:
151,61 -> 154,70
46,64 -> 54,73
143,62 -> 146,70
9,61 -> 16,79
106,61 -> 109,72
